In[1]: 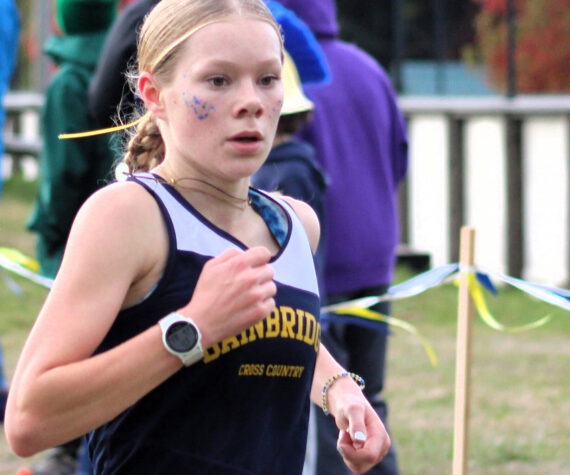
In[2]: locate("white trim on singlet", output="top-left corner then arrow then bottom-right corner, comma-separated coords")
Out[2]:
134,173 -> 319,296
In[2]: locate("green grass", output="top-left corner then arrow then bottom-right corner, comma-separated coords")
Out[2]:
1,176 -> 569,474
0,177 -> 47,371
388,268 -> 570,474
0,176 -> 48,471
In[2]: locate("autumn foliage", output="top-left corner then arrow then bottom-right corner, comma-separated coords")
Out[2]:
467,0 -> 570,93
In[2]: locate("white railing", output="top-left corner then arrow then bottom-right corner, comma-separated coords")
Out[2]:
399,95 -> 570,287
3,92 -> 569,286
2,91 -> 43,180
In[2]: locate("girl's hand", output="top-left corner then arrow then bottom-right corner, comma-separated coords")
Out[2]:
178,246 -> 276,346
328,380 -> 391,473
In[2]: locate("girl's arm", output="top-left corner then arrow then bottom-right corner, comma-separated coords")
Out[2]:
310,344 -> 391,474
284,196 -> 391,474
6,182 -> 276,456
6,182 -> 181,455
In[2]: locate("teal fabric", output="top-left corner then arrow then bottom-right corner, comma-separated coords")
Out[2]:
28,32 -> 115,278
249,188 -> 289,246
56,0 -> 117,35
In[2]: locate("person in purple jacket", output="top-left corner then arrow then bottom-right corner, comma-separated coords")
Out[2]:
276,1 -> 408,474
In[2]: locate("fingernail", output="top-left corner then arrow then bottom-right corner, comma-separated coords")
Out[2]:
337,446 -> 344,457
354,431 -> 367,442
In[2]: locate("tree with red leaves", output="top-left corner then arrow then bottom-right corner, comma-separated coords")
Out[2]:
467,0 -> 570,93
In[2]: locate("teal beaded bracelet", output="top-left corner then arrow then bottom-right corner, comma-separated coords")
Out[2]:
322,371 -> 366,416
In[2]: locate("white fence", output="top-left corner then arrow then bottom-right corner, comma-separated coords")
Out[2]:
2,92 -> 43,180
399,96 -> 570,287
3,92 -> 570,286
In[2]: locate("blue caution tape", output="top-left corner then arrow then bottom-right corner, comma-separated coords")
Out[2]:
478,268 -> 570,311
0,248 -> 53,290
2,272 -> 24,296
1,245 -> 568,346
321,263 -> 568,365
322,263 -> 460,313
475,271 -> 498,295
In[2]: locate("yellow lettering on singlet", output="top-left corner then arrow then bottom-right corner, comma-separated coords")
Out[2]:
280,306 -> 296,338
238,363 -> 265,376
295,309 -> 305,341
203,306 -> 321,364
265,364 -> 305,378
265,308 -> 280,338
221,335 -> 241,354
203,344 -> 221,363
238,329 -> 250,345
247,320 -> 265,342
314,323 -> 321,352
303,312 -> 317,345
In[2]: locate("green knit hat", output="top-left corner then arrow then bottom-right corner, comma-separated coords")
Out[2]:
56,0 -> 118,34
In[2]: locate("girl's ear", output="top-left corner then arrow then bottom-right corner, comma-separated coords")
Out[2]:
139,72 -> 166,120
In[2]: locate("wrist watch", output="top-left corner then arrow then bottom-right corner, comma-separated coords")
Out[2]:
159,312 -> 203,366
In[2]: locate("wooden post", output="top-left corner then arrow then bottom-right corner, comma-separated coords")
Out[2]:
452,226 -> 476,475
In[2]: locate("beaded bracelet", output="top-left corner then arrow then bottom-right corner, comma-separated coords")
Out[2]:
322,371 -> 365,416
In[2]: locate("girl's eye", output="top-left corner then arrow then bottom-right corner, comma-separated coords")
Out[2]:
260,75 -> 279,86
208,76 -> 228,87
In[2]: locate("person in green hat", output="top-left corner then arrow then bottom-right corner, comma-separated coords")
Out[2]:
28,0 -> 119,279
25,1 -> 118,474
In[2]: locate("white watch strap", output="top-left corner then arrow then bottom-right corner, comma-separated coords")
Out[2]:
159,312 -> 204,366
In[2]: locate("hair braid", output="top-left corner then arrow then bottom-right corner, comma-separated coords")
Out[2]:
124,113 -> 165,172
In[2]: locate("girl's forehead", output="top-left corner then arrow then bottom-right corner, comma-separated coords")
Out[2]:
184,17 -> 282,55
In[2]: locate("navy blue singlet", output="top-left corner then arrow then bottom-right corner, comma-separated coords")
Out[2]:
87,173 -> 321,474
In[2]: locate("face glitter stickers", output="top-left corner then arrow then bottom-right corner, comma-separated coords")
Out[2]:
183,92 -> 215,120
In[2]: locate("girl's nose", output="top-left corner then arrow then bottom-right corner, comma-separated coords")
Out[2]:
235,81 -> 263,118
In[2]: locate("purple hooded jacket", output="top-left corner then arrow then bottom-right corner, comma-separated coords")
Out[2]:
277,0 -> 409,294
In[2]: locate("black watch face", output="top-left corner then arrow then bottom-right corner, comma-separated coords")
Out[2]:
166,321 -> 198,352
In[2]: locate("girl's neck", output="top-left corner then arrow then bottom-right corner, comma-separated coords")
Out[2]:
150,163 -> 279,254
152,163 -> 251,212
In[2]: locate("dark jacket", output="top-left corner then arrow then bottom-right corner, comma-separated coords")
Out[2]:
28,33 -> 115,277
89,0 -> 161,127
278,0 -> 409,293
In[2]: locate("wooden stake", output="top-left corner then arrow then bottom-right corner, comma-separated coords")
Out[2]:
452,226 -> 476,475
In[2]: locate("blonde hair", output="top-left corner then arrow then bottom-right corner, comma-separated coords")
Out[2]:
123,0 -> 283,173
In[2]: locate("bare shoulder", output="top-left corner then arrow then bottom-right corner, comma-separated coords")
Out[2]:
280,195 -> 320,254
76,180 -> 157,227
60,180 -> 168,300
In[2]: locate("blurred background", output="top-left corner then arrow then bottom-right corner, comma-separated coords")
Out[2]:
4,0 -> 570,286
12,0 -> 569,95
1,2 -> 569,473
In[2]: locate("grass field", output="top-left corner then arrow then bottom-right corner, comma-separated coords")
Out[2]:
0,176 -> 569,474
